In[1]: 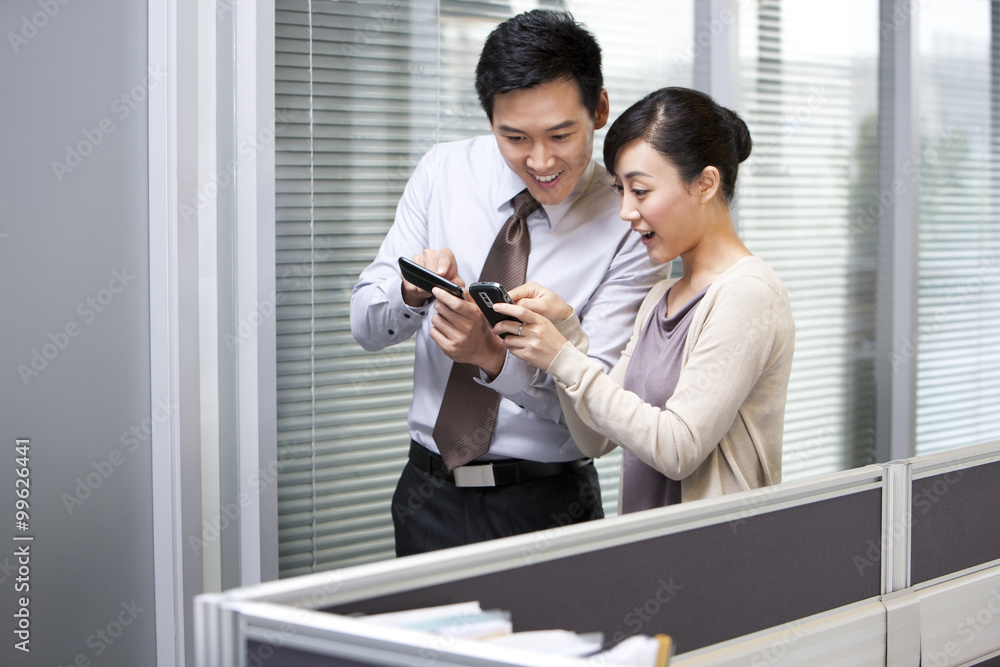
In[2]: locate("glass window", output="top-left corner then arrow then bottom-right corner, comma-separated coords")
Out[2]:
915,0 -> 1000,454
738,0 -> 880,480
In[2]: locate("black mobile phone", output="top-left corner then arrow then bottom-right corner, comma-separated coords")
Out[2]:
469,282 -> 522,338
398,257 -> 464,299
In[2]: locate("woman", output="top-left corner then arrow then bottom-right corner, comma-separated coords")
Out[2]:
492,87 -> 795,512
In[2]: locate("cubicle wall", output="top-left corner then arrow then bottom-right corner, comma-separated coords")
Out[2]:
196,441 -> 1000,666
910,450 -> 1000,585
319,484 -> 882,653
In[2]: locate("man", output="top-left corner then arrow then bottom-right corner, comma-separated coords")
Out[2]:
350,9 -> 666,556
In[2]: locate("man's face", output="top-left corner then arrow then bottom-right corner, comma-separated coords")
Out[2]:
489,78 -> 609,206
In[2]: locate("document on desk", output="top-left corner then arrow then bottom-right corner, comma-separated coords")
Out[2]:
482,629 -> 604,656
485,631 -> 673,665
361,601 -> 673,665
360,601 -> 512,640
596,634 -> 674,667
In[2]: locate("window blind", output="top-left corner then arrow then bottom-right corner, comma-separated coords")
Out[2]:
275,0 -> 439,576
274,0 -> 693,576
737,0 -> 880,480
914,0 -> 1000,455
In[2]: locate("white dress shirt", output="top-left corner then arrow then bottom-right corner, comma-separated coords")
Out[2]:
350,135 -> 667,462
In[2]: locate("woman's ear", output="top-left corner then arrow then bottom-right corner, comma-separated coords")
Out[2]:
697,166 -> 722,204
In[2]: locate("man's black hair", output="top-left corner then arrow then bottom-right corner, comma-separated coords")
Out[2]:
475,9 -> 603,121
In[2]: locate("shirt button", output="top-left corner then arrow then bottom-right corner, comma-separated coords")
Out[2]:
388,329 -> 395,335
403,313 -> 411,319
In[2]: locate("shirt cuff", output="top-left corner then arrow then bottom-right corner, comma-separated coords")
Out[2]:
477,349 -> 534,394
386,274 -> 431,317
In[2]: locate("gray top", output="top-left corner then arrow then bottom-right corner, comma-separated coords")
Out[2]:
620,285 -> 709,513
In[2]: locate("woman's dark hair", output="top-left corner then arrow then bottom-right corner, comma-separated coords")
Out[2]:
475,10 -> 603,121
603,87 -> 752,205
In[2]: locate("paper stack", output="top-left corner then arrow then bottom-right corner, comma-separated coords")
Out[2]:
360,601 -> 673,666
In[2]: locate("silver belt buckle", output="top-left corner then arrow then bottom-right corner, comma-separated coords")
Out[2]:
453,463 -> 496,487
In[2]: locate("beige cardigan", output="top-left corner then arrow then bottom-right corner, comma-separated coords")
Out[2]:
547,256 -> 795,504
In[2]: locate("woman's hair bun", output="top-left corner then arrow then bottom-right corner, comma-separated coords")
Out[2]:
722,107 -> 753,164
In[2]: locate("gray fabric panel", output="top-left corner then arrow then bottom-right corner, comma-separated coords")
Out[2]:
911,461 -> 1000,585
322,490 -> 882,654
249,640 -> 383,666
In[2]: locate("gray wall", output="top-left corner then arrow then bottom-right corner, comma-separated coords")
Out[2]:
0,1 -> 156,665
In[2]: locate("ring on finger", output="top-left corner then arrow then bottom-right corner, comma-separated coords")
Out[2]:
517,324 -> 523,336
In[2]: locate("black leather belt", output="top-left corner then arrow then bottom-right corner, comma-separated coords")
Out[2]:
408,440 -> 591,488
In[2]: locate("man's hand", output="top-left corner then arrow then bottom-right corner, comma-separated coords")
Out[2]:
400,248 -> 464,308
506,281 -> 574,323
430,287 -> 508,378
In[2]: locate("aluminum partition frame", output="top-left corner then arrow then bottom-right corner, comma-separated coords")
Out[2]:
196,464 -> 886,666
883,459 -> 914,594
908,440 -> 1000,482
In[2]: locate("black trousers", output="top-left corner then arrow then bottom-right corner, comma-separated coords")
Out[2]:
391,458 -> 604,557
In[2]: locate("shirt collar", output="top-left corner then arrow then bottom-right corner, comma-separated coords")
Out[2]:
495,160 -> 600,230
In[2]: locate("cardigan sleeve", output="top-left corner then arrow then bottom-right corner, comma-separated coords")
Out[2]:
545,273 -> 789,479
554,311 -> 590,353
547,281 -> 670,459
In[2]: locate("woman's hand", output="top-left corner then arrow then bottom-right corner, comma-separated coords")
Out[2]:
491,301 -> 568,370
506,282 -> 573,324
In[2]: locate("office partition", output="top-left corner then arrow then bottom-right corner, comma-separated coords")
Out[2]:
196,441 -> 1000,666
198,465 -> 890,665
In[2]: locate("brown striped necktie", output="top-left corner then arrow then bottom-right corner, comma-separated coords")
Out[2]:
432,189 -> 540,470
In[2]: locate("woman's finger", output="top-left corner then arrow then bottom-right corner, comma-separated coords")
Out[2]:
491,301 -> 536,323
496,321 -> 521,340
506,281 -> 546,302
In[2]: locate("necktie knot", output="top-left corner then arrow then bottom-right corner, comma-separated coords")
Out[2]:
512,189 -> 541,221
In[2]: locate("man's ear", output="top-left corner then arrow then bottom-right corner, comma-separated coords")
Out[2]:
593,89 -> 610,130
697,166 -> 722,204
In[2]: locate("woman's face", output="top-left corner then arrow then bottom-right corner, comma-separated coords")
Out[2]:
613,139 -> 703,265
